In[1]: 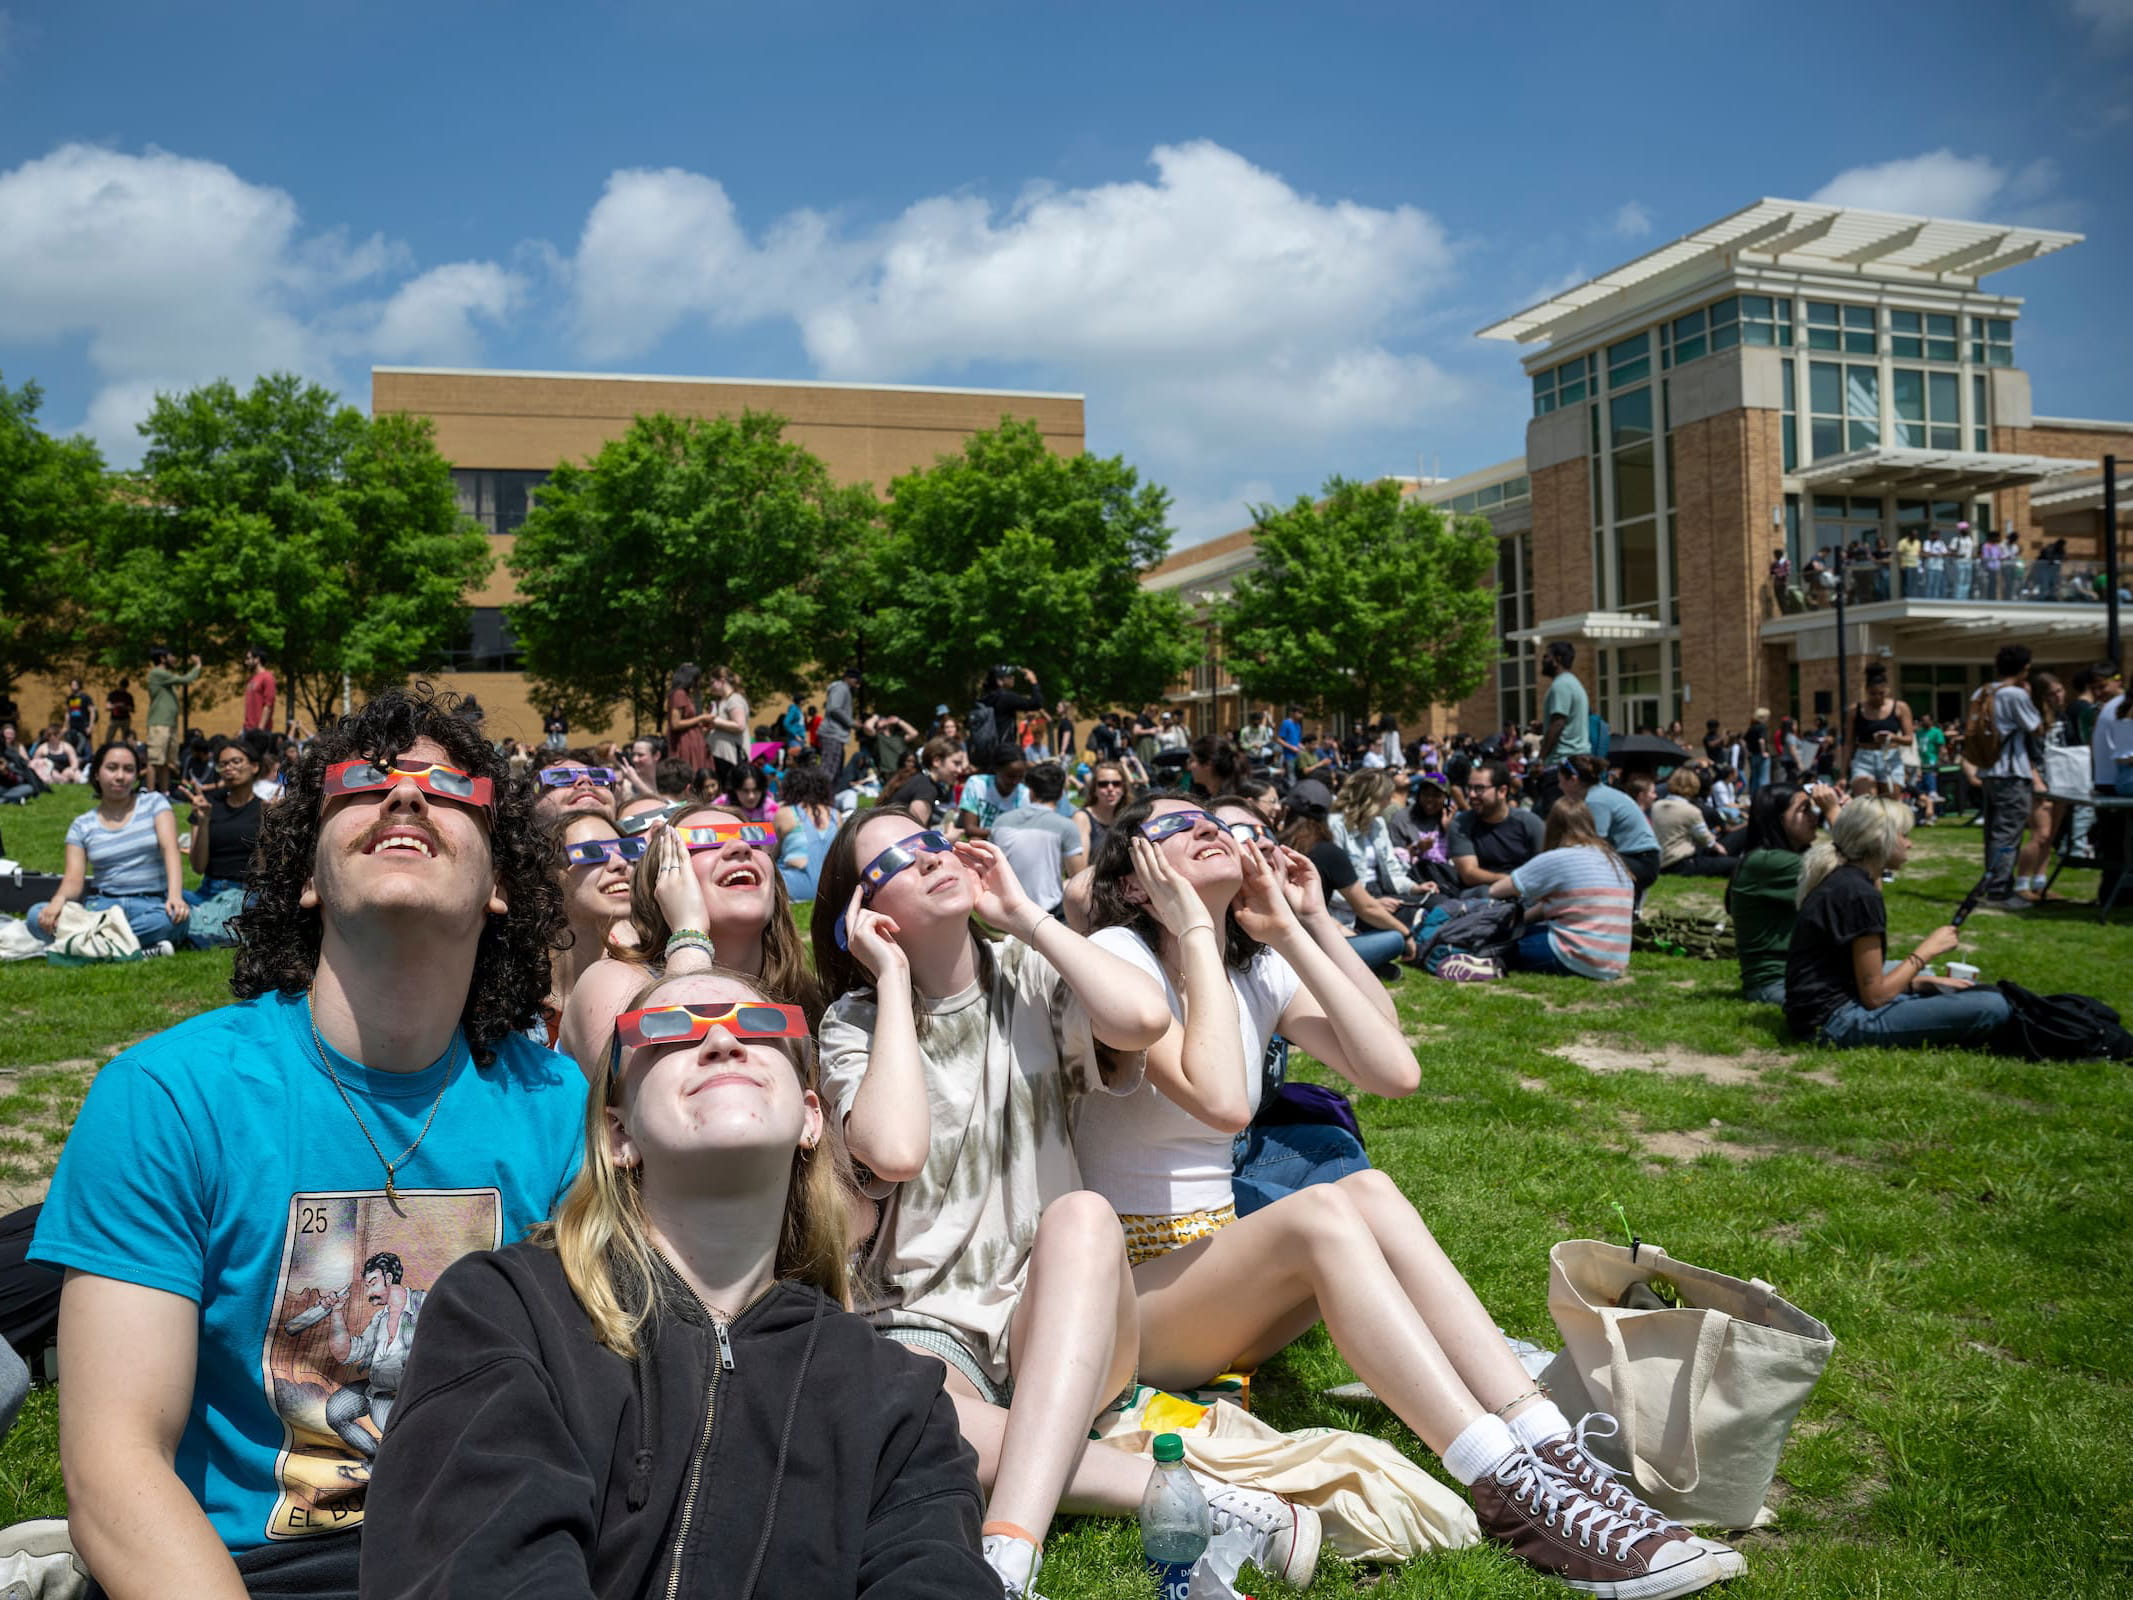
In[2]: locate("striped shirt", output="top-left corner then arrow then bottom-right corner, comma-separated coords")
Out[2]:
1510,845 -> 1635,980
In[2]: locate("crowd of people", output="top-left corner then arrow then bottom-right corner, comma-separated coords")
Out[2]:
1770,527 -> 2129,611
0,632 -> 2125,1600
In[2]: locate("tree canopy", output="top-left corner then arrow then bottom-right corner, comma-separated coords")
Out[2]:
0,373 -> 107,697
862,418 -> 1199,718
89,373 -> 489,728
506,410 -> 878,734
1215,476 -> 1497,726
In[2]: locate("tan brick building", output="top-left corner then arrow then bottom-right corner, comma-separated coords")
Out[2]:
372,366 -> 1085,744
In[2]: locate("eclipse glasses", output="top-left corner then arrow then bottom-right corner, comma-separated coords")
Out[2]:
323,759 -> 494,812
609,1001 -> 810,1076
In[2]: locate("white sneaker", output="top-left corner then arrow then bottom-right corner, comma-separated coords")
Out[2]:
144,939 -> 176,958
1192,1474 -> 1323,1588
981,1533 -> 1048,1599
0,1517 -> 89,1600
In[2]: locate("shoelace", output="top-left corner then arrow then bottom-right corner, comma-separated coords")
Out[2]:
1496,1444 -> 1647,1562
1203,1483 -> 1285,1537
1555,1414 -> 1690,1534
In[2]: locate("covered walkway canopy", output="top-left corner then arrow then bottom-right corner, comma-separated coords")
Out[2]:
1791,446 -> 2095,499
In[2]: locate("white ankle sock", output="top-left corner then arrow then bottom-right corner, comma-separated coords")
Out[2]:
1507,1399 -> 1574,1451
1442,1413 -> 1518,1486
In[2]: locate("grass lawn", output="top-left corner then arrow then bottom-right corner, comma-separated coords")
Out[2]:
3,785 -> 2129,1596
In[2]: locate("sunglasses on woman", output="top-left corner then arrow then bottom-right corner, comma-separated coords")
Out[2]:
537,765 -> 617,787
675,821 -> 775,851
1136,807 -> 1220,844
563,835 -> 650,867
1220,817 -> 1273,844
834,829 -> 955,950
323,759 -> 494,812
610,1001 -> 810,1076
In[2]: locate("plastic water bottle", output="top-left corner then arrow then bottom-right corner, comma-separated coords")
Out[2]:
1139,1432 -> 1210,1600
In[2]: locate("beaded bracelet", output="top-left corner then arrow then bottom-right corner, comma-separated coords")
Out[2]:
665,932 -> 715,960
667,927 -> 710,946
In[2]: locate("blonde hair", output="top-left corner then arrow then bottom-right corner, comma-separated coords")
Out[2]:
616,805 -> 823,1022
1797,796 -> 1912,906
1335,769 -> 1397,830
1666,767 -> 1703,798
537,968 -> 852,1358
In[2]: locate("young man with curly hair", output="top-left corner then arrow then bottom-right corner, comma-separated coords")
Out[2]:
30,689 -> 583,1600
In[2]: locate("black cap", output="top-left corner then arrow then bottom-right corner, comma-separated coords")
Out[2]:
1284,778 -> 1334,818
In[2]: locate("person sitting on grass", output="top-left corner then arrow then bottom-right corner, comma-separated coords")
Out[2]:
1783,796 -> 2011,1049
1488,801 -> 1636,980
1725,781 -> 1843,1005
24,741 -> 189,953
1652,767 -> 1736,878
1555,756 -> 1660,901
358,968 -> 998,1599
1080,794 -> 1734,1597
26,688 -> 584,1600
30,723 -> 84,785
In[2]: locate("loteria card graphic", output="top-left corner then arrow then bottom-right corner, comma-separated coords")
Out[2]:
259,1188 -> 500,1540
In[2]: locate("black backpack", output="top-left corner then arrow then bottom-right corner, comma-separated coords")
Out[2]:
966,698 -> 1010,770
1990,981 -> 2133,1062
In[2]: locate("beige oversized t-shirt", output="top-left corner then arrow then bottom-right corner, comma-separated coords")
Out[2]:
820,938 -> 1133,1385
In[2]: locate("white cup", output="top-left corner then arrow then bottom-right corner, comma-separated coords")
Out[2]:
1948,961 -> 1980,983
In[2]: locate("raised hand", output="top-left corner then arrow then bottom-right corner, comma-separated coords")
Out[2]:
952,839 -> 1038,936
1270,844 -> 1326,920
842,885 -> 908,985
1231,839 -> 1303,945
1126,833 -> 1216,940
643,822 -> 708,940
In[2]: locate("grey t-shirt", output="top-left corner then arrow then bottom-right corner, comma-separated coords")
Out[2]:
991,805 -> 1083,911
1543,671 -> 1592,757
1449,805 -> 1545,876
821,680 -> 855,742
1985,683 -> 2041,779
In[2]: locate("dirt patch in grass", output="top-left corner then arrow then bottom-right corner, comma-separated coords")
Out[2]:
1517,1076 -> 1551,1094
0,1058 -> 102,1187
1630,1118 -> 1780,1167
1552,1034 -> 1790,1085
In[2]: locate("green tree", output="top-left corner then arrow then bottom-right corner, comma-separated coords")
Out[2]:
0,373 -> 107,697
507,410 -> 877,735
1214,476 -> 1497,726
864,418 -> 1198,719
89,373 -> 489,728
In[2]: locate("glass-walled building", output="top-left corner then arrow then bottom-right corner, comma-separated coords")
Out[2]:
1454,199 -> 2129,737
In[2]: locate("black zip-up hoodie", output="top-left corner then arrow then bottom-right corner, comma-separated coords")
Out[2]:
359,1241 -> 995,1600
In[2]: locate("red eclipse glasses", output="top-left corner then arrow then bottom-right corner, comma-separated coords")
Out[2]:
323,759 -> 495,813
610,1001 -> 810,1075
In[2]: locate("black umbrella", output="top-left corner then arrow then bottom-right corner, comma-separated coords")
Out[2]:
1606,734 -> 1691,768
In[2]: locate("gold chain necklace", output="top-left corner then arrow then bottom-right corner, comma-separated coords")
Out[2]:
306,998 -> 455,1207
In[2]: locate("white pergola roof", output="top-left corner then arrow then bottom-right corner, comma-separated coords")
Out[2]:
1478,199 -> 2083,345
2029,469 -> 2133,517
1792,447 -> 2095,498
1509,611 -> 1666,645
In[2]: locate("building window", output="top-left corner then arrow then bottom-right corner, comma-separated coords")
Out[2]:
1806,301 -> 1877,355
1810,495 -> 1885,559
1891,369 -> 1962,450
1968,317 -> 2014,367
452,468 -> 550,536
1533,354 -> 1596,416
1607,334 -> 1651,390
1808,362 -> 1880,457
440,606 -> 523,673
1661,309 -> 1706,368
1890,309 -> 1959,362
1973,374 -> 1991,452
1496,531 -> 1536,731
1446,477 -> 1531,515
1781,361 -> 1798,472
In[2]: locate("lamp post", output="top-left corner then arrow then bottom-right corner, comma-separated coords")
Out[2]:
2106,453 -> 2121,673
1832,543 -> 1849,747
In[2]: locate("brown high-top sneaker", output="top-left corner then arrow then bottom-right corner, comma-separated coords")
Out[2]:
1535,1420 -> 1746,1581
1470,1444 -> 1723,1598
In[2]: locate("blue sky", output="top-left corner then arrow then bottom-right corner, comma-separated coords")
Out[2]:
3,0 -> 2129,548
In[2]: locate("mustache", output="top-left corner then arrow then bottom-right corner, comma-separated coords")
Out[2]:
356,814 -> 448,858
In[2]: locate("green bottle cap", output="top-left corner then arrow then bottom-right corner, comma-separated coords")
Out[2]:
1153,1431 -> 1185,1463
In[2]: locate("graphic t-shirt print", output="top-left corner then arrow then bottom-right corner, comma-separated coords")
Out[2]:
259,1187 -> 501,1540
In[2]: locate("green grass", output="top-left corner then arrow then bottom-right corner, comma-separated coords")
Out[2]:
4,789 -> 2129,1597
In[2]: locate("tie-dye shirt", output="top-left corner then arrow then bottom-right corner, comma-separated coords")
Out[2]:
1510,845 -> 1635,980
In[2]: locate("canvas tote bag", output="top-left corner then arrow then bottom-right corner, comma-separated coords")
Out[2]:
47,902 -> 142,963
1538,1239 -> 1834,1529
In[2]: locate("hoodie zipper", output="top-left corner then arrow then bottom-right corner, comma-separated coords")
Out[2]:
658,1265 -> 756,1600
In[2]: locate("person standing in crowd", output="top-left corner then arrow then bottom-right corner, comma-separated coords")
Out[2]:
542,703 -> 568,752
104,678 -> 137,745
360,966 -> 998,1600
991,763 -> 1087,917
664,663 -> 712,787
706,665 -> 752,794
819,665 -> 862,783
24,742 -> 190,952
63,677 -> 96,752
1725,781 -> 1843,1004
1948,520 -> 1976,599
1449,762 -> 1543,892
1978,644 -> 2042,910
2092,679 -> 2133,906
1914,713 -> 1947,824
31,690 -> 584,1600
143,646 -> 202,794
1275,705 -> 1305,778
1743,707 -> 1770,794
2011,671 -> 2069,903
1073,759 -> 1133,866
241,647 -> 278,734
1846,662 -> 1913,801
1979,530 -> 2006,601
1785,798 -> 2009,1049
1531,642 -> 1589,820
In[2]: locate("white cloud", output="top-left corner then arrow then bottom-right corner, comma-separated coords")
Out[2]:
1808,149 -> 2062,221
567,141 -> 1465,470
0,143 -> 523,457
1611,201 -> 1653,238
2073,0 -> 2133,41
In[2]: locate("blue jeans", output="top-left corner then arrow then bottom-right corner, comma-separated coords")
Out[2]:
187,877 -> 248,900
1508,925 -> 1574,975
24,893 -> 182,950
1816,986 -> 2010,1049
1346,927 -> 1408,972
1750,756 -> 1770,793
1232,1122 -> 1372,1217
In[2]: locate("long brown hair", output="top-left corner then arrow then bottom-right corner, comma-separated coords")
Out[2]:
613,804 -> 822,1021
1086,795 -> 1265,972
536,968 -> 852,1358
810,804 -> 995,1018
1543,799 -> 1626,875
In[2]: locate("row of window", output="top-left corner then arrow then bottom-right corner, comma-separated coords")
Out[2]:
1798,362 -> 1991,460
1533,302 -> 2014,416
452,468 -> 551,537
1442,475 -> 1532,514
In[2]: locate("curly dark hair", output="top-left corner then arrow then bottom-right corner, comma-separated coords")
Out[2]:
778,759 -> 833,812
1085,794 -> 1264,972
231,685 -> 566,1066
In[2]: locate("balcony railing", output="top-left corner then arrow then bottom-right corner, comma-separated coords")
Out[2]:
1771,557 -> 2125,614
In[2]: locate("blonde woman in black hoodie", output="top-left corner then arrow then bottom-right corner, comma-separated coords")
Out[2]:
359,968 -> 995,1600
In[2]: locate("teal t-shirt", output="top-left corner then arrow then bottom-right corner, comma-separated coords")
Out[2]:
34,991 -> 584,1554
1544,671 -> 1592,757
1582,782 -> 1658,855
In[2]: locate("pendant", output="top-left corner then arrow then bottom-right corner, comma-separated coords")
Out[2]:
385,1171 -> 399,1205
